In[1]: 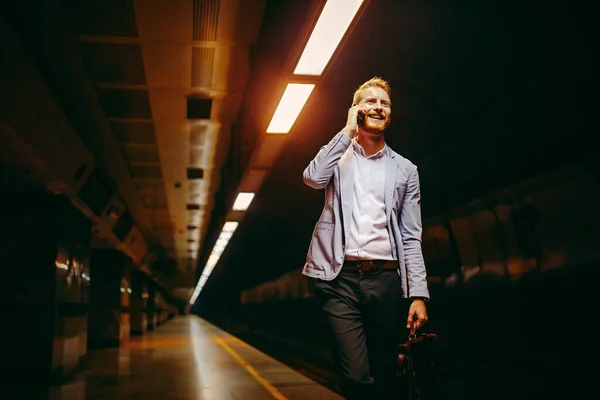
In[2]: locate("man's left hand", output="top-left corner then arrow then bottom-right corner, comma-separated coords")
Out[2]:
406,299 -> 428,330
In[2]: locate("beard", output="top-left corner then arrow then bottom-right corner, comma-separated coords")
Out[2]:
362,113 -> 389,135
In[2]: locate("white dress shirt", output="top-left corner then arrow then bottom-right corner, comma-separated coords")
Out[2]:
344,139 -> 395,261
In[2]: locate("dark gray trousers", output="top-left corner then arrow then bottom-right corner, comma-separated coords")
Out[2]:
314,269 -> 406,400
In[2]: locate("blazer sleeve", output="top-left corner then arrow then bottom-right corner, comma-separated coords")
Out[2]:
399,166 -> 430,299
302,132 -> 352,189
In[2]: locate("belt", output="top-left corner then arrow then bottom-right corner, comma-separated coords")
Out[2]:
342,259 -> 398,272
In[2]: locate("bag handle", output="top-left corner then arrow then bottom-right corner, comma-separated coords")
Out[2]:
408,323 -> 418,340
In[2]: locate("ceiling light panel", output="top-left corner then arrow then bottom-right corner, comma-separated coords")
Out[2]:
222,221 -> 239,232
232,192 -> 255,211
189,220 -> 239,304
294,0 -> 364,76
266,83 -> 315,134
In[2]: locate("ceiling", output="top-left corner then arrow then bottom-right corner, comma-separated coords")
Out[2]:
59,0 -> 270,300
1,0 -> 594,306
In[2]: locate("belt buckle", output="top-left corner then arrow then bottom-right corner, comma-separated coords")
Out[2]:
358,260 -> 375,271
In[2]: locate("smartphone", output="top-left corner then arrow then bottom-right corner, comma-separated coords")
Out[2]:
354,104 -> 366,126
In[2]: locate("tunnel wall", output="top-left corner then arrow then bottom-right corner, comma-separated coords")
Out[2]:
241,158 -> 599,303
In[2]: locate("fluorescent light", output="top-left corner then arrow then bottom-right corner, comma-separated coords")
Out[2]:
266,83 -> 315,134
212,245 -> 225,255
202,265 -> 215,277
222,221 -> 239,232
294,0 -> 364,76
232,192 -> 255,211
190,293 -> 198,304
219,231 -> 233,240
189,222 -> 240,305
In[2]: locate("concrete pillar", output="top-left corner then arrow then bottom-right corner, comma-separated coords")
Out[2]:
146,283 -> 157,331
129,270 -> 147,336
0,193 -> 90,387
88,249 -> 131,348
155,292 -> 165,326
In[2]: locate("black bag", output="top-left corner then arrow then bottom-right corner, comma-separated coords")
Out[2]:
396,326 -> 442,399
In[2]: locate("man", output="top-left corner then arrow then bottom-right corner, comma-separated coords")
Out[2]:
302,77 -> 430,399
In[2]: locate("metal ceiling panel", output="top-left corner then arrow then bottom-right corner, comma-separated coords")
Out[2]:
147,210 -> 172,225
136,179 -> 165,191
130,165 -> 162,179
60,0 -> 138,37
141,194 -> 168,210
79,42 -> 146,84
97,88 -> 153,119
121,146 -> 161,164
112,121 -> 157,145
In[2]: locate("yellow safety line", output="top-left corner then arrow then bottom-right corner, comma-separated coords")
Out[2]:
211,333 -> 289,400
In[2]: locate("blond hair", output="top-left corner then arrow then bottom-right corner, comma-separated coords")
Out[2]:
352,77 -> 391,106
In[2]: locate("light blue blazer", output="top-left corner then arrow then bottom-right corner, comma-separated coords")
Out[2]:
301,132 -> 430,300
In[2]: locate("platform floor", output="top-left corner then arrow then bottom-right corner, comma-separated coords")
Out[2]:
11,316 -> 343,400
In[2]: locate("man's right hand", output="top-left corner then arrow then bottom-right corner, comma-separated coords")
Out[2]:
342,105 -> 365,139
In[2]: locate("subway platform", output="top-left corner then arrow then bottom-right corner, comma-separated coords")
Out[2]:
8,316 -> 342,400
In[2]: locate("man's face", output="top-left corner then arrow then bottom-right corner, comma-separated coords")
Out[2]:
356,86 -> 391,134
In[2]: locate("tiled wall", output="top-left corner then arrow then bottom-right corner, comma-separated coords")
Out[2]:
0,193 -> 90,386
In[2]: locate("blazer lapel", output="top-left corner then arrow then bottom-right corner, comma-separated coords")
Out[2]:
384,147 -> 397,218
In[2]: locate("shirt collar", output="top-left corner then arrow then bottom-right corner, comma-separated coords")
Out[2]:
351,138 -> 388,159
